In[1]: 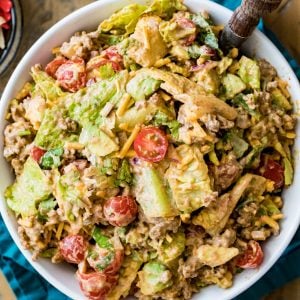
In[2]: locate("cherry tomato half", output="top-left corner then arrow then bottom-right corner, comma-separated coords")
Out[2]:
134,127 -> 168,163
55,57 -> 86,92
261,159 -> 284,189
103,196 -> 138,227
87,246 -> 124,275
45,57 -> 68,78
30,146 -> 46,163
76,270 -> 117,300
236,240 -> 264,269
59,235 -> 87,264
176,17 -> 196,46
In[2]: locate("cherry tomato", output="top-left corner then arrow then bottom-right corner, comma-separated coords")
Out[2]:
45,57 -> 67,78
103,196 -> 138,227
102,46 -> 123,65
176,17 -> 196,46
134,127 -> 169,163
87,246 -> 124,275
76,270 -> 117,300
236,240 -> 264,269
59,235 -> 87,264
55,57 -> 86,92
30,146 -> 46,163
261,159 -> 284,189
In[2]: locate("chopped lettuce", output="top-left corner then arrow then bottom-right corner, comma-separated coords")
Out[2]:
126,72 -> 161,101
217,57 -> 233,74
232,94 -> 261,119
238,56 -> 261,90
145,0 -> 187,18
226,131 -> 249,158
34,106 -> 78,149
283,157 -> 293,186
196,245 -> 239,267
5,157 -> 52,216
107,252 -> 143,300
271,88 -> 292,111
152,111 -> 180,139
92,227 -> 113,250
222,74 -> 246,99
99,4 -> 147,35
115,159 -> 133,187
40,148 -> 64,169
99,33 -> 125,46
38,197 -> 57,215
31,67 -> 66,104
191,13 -> 219,49
133,165 -> 179,218
166,145 -> 215,213
157,229 -> 185,264
138,261 -> 173,295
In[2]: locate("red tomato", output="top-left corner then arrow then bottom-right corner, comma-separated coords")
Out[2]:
87,247 -> 124,275
177,17 -> 196,46
103,196 -> 138,227
55,57 -> 86,92
102,46 -> 123,64
76,271 -> 117,300
236,240 -> 264,269
261,159 -> 284,189
134,127 -> 169,163
45,57 -> 67,78
30,146 -> 46,163
59,235 -> 87,264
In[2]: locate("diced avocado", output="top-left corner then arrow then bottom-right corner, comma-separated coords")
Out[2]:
107,252 -> 143,300
31,66 -> 66,104
158,229 -> 185,264
238,56 -> 261,90
5,157 -> 52,216
98,64 -> 115,79
217,57 -> 233,74
34,106 -> 78,149
79,124 -> 119,157
133,166 -> 179,218
166,145 -> 216,213
196,245 -> 239,267
222,73 -> 246,99
283,157 -> 293,185
67,70 -> 129,127
271,88 -> 292,111
226,131 -> 249,158
138,261 -> 173,295
126,72 -> 161,101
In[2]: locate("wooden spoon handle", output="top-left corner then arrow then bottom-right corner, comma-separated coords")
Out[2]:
220,0 -> 282,49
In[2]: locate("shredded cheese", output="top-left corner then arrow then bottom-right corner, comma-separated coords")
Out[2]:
65,142 -> 85,150
116,93 -> 132,117
118,124 -> 141,158
154,57 -> 171,68
159,90 -> 171,101
56,222 -> 65,240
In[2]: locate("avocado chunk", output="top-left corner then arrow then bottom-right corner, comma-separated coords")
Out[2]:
5,157 -> 52,216
126,72 -> 161,101
133,165 -> 179,218
79,124 -> 119,157
138,261 -> 173,295
238,56 -> 261,90
222,73 -> 246,99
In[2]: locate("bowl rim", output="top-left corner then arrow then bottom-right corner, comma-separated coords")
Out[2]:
0,0 -> 300,299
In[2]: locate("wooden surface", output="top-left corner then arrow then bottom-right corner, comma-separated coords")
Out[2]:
0,0 -> 299,299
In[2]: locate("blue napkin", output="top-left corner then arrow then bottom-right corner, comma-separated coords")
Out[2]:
1,1 -> 299,299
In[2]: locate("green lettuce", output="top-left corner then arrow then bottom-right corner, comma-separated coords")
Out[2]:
145,0 -> 187,18
238,56 -> 261,90
152,111 -> 180,139
40,148 -> 64,169
115,159 -> 133,187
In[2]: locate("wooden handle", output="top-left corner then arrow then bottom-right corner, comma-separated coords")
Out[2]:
220,0 -> 282,49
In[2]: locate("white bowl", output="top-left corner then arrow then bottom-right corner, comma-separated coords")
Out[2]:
1,0 -> 299,299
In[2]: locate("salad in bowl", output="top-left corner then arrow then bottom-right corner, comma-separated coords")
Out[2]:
2,0 -> 296,299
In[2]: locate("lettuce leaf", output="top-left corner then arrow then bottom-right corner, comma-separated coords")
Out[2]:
145,0 -> 187,18
99,4 -> 147,35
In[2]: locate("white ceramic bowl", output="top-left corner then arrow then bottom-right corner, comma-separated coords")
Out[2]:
1,1 -> 299,299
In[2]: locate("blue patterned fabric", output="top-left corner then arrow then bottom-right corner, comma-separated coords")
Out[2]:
0,1 -> 299,299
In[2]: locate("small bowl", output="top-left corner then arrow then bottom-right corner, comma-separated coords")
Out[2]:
0,0 -> 22,76
0,1 -> 299,299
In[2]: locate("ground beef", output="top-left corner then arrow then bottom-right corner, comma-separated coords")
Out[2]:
211,155 -> 242,192
148,217 -> 181,240
258,59 -> 277,83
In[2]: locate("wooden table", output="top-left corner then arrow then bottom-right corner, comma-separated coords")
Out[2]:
0,0 -> 299,298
